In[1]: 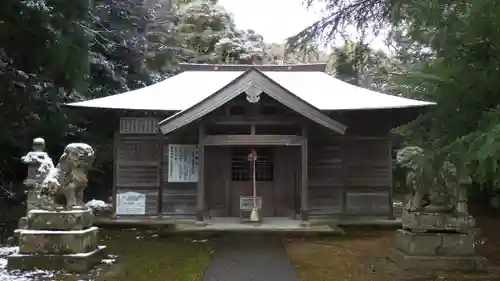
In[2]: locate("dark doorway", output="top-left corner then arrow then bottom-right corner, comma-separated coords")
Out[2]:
230,147 -> 275,217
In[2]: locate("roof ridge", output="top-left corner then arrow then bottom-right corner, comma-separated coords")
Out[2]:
179,63 -> 327,72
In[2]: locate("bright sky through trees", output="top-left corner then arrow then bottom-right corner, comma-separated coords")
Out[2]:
218,0 -> 389,52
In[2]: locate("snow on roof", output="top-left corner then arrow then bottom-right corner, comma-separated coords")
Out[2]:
66,70 -> 435,111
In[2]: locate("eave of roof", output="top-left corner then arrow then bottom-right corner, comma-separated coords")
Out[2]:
65,65 -> 436,112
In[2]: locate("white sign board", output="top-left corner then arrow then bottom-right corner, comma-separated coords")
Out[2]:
167,144 -> 199,182
240,196 -> 262,210
116,191 -> 146,215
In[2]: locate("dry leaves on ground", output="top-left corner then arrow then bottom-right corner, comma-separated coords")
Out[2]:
286,220 -> 500,281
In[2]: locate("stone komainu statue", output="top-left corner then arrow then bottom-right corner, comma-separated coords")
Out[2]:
40,143 -> 95,210
396,146 -> 459,213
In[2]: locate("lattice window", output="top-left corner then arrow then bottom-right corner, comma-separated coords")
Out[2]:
119,118 -> 159,134
231,148 -> 274,181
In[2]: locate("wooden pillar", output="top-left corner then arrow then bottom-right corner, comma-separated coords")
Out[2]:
157,130 -> 164,215
196,124 -> 205,222
112,131 -> 119,216
341,135 -> 348,214
300,126 -> 308,222
387,135 -> 395,219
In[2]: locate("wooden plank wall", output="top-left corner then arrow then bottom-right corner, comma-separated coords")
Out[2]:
115,117 -> 161,216
308,126 -> 392,216
161,131 -> 198,217
307,127 -> 344,215
344,136 -> 391,215
114,115 -> 392,217
274,147 -> 299,217
116,117 -> 201,217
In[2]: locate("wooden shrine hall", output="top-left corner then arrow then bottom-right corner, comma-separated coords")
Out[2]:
66,63 -> 434,224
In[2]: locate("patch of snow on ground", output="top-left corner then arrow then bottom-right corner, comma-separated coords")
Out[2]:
0,246 -> 73,281
0,247 -> 18,257
0,246 -> 18,268
191,239 -> 208,243
85,199 -> 111,209
101,258 -> 115,265
0,267 -> 64,281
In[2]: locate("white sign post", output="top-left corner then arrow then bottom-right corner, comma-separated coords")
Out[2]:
116,191 -> 146,215
167,144 -> 199,182
247,149 -> 260,222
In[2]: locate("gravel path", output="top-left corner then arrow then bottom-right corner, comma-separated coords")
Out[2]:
202,233 -> 300,281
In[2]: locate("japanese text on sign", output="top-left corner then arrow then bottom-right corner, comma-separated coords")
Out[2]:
167,144 -> 199,182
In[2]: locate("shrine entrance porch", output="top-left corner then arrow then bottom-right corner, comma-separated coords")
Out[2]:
205,146 -> 301,220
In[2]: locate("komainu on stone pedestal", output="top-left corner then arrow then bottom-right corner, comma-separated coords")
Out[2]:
391,146 -> 489,277
8,143 -> 106,273
392,210 -> 488,274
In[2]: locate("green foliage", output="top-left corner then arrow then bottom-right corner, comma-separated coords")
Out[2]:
86,0 -> 187,99
396,146 -> 459,197
214,29 -> 267,64
394,1 -> 500,193
287,0 -> 394,51
0,0 -> 285,197
0,0 -> 89,180
267,42 -> 330,65
332,39 -> 400,92
293,0 -> 500,206
0,0 -> 353,206
176,0 -> 267,64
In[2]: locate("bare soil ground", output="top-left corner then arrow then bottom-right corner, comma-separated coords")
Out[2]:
285,210 -> 500,281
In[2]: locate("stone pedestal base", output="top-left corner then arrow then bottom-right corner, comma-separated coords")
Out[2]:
27,209 -> 93,230
402,210 -> 475,232
392,249 -> 488,272
26,189 -> 37,213
8,208 -> 106,272
391,229 -> 488,273
18,227 -> 99,254
395,229 -> 475,256
195,220 -> 207,227
299,221 -> 311,228
8,245 -> 106,273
